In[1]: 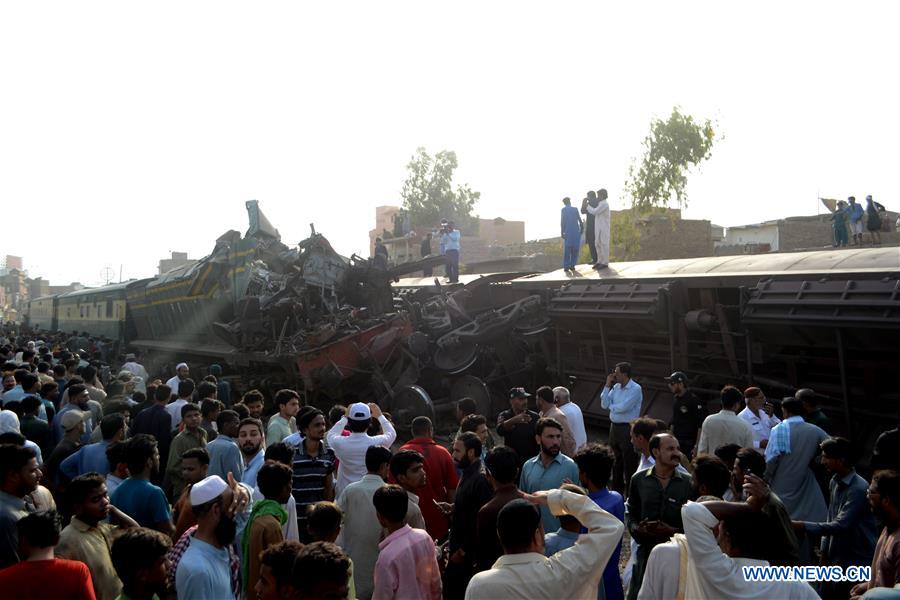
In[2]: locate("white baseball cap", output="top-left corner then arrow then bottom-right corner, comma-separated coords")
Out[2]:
347,402 -> 371,421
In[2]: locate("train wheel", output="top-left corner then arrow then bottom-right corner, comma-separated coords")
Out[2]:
388,385 -> 435,432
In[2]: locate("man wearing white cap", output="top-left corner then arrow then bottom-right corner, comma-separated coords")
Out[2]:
175,475 -> 237,600
166,363 -> 189,400
326,402 -> 396,497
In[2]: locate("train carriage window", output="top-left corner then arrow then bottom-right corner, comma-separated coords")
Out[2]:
107,299 -> 113,319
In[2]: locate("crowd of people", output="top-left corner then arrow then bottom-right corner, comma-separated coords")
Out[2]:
831,195 -> 888,247
559,189 -> 612,272
1,327 -> 899,600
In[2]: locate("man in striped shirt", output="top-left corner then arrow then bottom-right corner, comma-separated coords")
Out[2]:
291,408 -> 335,541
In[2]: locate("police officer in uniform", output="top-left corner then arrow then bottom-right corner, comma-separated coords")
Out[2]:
665,372 -> 705,457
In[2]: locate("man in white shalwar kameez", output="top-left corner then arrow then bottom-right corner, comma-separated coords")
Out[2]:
586,189 -> 611,269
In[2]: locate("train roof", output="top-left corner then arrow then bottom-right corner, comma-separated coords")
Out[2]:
56,281 -> 134,299
509,247 -> 900,285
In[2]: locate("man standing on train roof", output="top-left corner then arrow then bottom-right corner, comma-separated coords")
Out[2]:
847,195 -> 865,246
581,191 -> 598,265
560,197 -> 582,274
166,363 -> 189,399
586,188 -> 611,270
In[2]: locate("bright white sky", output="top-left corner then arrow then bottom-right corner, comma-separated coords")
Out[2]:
2,2 -> 898,286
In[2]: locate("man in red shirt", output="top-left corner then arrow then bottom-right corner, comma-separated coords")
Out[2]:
400,416 -> 458,540
0,510 -> 96,600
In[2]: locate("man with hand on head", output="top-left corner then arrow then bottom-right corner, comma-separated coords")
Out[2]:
327,402 -> 396,497
465,487 -> 625,600
175,475 -> 239,600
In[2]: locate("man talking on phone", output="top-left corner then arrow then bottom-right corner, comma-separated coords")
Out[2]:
600,362 -> 643,494
738,387 -> 781,450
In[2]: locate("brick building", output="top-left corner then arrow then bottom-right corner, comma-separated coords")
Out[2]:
368,206 -> 526,266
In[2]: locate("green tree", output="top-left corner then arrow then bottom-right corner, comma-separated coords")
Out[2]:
400,147 -> 480,232
610,212 -> 641,261
625,107 -> 716,212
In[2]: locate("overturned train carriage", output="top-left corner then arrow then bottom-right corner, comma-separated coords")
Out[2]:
498,247 -> 900,450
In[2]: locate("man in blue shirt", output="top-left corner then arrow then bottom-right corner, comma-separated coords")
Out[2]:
560,197 -> 583,273
441,220 -> 461,283
175,475 -> 236,600
60,413 -> 126,480
207,410 -> 244,482
847,196 -> 865,246
575,442 -> 625,600
520,417 -> 580,532
795,437 -> 878,600
110,434 -> 175,538
237,417 -> 265,489
600,362 -> 643,494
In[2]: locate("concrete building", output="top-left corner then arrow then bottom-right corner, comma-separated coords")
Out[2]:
159,251 -> 197,275
716,211 -> 900,255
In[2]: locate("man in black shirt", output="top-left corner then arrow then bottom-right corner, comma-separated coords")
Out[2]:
421,232 -> 433,276
665,372 -> 704,458
442,431 -> 493,600
496,387 -> 539,467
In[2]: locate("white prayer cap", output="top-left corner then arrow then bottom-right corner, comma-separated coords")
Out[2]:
347,402 -> 371,421
176,362 -> 189,371
190,475 -> 228,506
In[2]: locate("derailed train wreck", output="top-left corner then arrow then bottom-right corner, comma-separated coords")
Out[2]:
26,202 -> 900,448
124,201 -> 445,405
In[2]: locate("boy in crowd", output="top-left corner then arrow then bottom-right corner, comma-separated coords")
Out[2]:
267,389 -> 301,443
243,462 -> 293,595
110,435 -> 174,538
57,473 -> 139,600
172,448 -> 211,540
255,540 -> 304,600
110,528 -> 172,600
544,483 -> 588,555
373,484 -> 442,600
165,403 -> 207,499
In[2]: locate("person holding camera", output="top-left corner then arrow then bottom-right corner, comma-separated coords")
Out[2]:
441,220 -> 461,283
